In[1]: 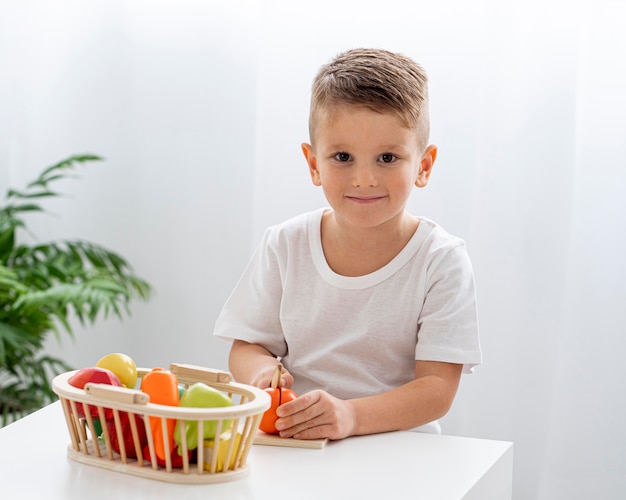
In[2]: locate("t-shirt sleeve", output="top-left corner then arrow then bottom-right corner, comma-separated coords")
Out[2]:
212,227 -> 288,357
414,241 -> 482,373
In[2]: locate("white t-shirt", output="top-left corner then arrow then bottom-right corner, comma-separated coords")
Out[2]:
214,208 -> 482,433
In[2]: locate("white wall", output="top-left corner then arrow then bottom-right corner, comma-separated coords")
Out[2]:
2,1 -> 625,499
1,0 -> 261,371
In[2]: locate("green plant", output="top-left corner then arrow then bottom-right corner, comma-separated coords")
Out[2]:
0,154 -> 152,426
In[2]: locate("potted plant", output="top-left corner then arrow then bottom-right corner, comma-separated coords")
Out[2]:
0,154 -> 152,426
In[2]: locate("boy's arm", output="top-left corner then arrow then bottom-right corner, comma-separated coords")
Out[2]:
349,360 -> 463,435
228,339 -> 294,389
275,360 -> 462,440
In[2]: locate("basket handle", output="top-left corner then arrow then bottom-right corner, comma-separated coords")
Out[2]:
169,363 -> 233,384
85,383 -> 150,404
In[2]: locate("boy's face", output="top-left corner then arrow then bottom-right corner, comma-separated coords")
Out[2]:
302,105 -> 436,231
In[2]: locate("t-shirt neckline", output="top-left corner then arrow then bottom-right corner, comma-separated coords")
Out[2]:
307,208 -> 429,290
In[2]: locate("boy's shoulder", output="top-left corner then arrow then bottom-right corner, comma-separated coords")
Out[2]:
262,208 -> 325,245
416,216 -> 464,240
414,216 -> 468,256
266,208 -> 325,235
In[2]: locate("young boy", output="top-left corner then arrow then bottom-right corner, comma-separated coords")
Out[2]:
214,48 -> 482,440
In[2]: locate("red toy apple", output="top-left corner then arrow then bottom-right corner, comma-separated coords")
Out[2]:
68,367 -> 122,419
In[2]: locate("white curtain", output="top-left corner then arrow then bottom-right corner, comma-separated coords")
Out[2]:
2,1 -> 625,498
434,2 -> 626,498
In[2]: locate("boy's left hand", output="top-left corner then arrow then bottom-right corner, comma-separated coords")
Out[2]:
273,389 -> 356,440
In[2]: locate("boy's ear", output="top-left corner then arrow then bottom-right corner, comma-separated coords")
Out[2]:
415,144 -> 437,188
302,143 -> 322,186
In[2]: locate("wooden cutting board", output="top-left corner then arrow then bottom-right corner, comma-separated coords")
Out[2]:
253,431 -> 328,449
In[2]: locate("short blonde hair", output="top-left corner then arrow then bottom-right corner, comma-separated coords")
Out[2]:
309,48 -> 430,147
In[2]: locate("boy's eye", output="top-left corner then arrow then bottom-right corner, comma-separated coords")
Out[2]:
334,152 -> 351,162
379,153 -> 396,163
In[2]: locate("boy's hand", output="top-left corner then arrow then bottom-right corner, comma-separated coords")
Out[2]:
250,363 -> 294,390
273,390 -> 356,441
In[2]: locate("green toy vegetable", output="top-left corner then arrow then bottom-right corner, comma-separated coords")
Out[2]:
173,382 -> 234,452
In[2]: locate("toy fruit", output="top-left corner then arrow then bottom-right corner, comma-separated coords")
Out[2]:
140,367 -> 179,461
258,363 -> 298,435
68,367 -> 122,419
173,382 -> 234,452
106,411 -> 148,459
68,366 -> 123,390
203,430 -> 242,472
96,352 -> 138,388
142,443 -> 192,469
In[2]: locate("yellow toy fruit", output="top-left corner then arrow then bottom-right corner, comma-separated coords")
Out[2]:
203,431 -> 242,472
96,352 -> 138,388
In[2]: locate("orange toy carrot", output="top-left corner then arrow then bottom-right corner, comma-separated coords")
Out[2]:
140,367 -> 179,461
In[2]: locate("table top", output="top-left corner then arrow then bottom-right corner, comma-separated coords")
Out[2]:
0,402 -> 512,499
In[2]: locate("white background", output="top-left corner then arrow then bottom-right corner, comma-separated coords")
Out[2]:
2,1 -> 625,498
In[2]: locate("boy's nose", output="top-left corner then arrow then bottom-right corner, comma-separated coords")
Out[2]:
352,162 -> 378,187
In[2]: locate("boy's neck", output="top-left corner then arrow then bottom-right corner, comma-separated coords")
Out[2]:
320,210 -> 419,277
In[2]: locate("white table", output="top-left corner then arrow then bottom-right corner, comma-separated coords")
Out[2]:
0,402 -> 513,499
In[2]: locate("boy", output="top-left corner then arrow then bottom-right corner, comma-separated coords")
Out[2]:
214,48 -> 482,440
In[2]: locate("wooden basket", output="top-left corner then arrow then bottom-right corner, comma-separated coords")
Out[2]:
52,363 -> 271,484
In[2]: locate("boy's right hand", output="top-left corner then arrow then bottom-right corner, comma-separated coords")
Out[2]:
228,340 -> 294,390
251,363 -> 294,390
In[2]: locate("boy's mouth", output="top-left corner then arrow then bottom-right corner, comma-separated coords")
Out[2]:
345,195 -> 386,204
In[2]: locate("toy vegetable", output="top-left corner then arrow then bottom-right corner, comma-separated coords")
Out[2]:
258,363 -> 298,435
140,367 -> 179,461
